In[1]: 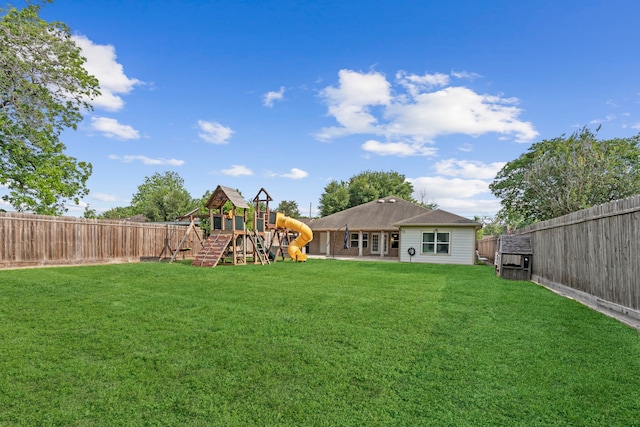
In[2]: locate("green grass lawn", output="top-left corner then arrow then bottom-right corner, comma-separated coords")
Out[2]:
1,260 -> 639,426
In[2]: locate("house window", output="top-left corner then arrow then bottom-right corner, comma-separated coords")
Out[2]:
350,233 -> 359,248
361,233 -> 368,248
390,233 -> 399,249
422,232 -> 450,254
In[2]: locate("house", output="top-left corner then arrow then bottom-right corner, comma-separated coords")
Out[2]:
306,196 -> 481,265
394,209 -> 481,265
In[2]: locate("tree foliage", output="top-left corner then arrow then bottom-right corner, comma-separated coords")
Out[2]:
490,127 -> 640,226
0,2 -> 100,214
318,180 -> 349,217
474,215 -> 506,240
131,171 -> 195,222
319,170 -> 415,216
276,200 -> 301,218
99,205 -> 137,220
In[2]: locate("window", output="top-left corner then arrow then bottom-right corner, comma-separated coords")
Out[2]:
390,233 -> 399,249
361,233 -> 368,248
350,233 -> 359,248
422,232 -> 450,254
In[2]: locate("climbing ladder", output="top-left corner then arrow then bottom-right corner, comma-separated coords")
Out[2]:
247,231 -> 270,265
191,233 -> 233,267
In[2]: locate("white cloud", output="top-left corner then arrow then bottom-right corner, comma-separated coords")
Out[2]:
434,159 -> 506,180
409,175 -> 500,217
361,139 -> 436,157
72,35 -> 142,112
410,176 -> 490,199
458,143 -> 474,152
91,192 -> 119,202
433,197 -> 502,218
281,168 -> 308,179
589,114 -> 616,125
91,117 -> 140,139
198,120 -> 234,144
108,154 -> 184,166
317,69 -> 538,151
317,69 -> 391,140
0,198 -> 11,210
65,200 -> 89,214
451,70 -> 482,80
396,71 -> 450,96
221,165 -> 253,176
386,86 -> 538,143
263,86 -> 285,107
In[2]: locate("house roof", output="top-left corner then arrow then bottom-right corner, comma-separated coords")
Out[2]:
308,196 -> 431,231
205,185 -> 249,210
394,209 -> 480,228
498,235 -> 532,255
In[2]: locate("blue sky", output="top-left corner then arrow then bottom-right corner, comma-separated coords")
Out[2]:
4,0 -> 640,218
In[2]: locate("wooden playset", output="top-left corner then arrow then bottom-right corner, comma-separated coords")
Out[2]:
175,185 -> 312,268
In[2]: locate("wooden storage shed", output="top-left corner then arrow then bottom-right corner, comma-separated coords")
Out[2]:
496,235 -> 533,281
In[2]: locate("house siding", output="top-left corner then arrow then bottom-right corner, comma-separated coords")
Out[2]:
399,227 -> 476,265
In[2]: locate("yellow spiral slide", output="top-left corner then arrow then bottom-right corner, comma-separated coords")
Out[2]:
275,212 -> 313,262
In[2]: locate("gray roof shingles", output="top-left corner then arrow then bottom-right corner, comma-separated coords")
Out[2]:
499,235 -> 532,254
308,196 -> 479,231
394,210 -> 480,227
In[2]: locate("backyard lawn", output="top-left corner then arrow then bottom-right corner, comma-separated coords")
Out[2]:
1,259 -> 639,426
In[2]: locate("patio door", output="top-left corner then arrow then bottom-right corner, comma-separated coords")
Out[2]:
371,233 -> 387,255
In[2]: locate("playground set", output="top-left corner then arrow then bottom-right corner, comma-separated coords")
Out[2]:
171,185 -> 312,268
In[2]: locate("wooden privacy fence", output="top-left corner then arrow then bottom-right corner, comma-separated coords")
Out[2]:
517,194 -> 640,326
477,236 -> 498,265
0,212 -> 203,269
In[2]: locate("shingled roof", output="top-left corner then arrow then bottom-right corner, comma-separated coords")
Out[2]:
205,185 -> 249,210
308,196 -> 431,231
394,210 -> 480,228
498,235 -> 532,255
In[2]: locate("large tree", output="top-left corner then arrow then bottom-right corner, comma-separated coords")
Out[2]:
276,200 -> 301,218
1,2 -> 100,215
319,170 -> 415,216
131,171 -> 195,222
318,180 -> 350,217
490,127 -> 640,227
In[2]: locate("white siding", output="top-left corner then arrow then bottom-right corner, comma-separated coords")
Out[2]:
399,226 -> 476,265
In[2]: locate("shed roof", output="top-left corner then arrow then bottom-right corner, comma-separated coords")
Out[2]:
205,185 -> 249,210
394,209 -> 480,228
499,235 -> 532,255
308,196 -> 431,231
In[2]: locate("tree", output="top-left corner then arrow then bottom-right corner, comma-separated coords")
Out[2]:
1,2 -> 100,215
490,127 -> 640,226
131,171 -> 195,222
276,200 -> 301,218
474,215 -> 506,239
416,188 -> 439,210
318,180 -> 349,216
318,170 -> 415,216
99,205 -> 137,219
